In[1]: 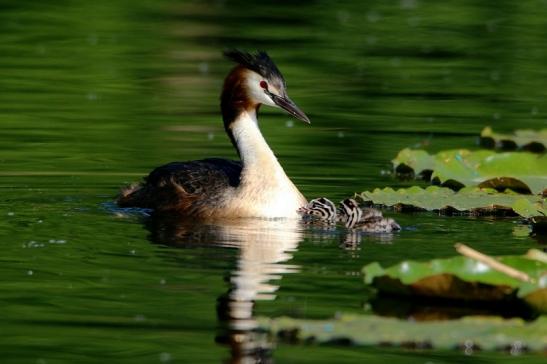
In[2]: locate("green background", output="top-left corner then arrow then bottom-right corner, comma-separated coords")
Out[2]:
1,0 -> 546,362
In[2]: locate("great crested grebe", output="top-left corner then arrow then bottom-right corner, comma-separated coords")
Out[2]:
117,50 -> 309,218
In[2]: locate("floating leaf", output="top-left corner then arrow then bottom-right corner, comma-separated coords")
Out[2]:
480,126 -> 547,152
512,199 -> 547,233
391,148 -> 435,176
259,314 -> 547,351
362,251 -> 547,314
358,186 -> 546,232
359,186 -> 545,218
392,149 -> 547,194
512,198 -> 547,219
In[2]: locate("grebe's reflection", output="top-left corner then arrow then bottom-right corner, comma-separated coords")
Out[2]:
145,215 -> 303,363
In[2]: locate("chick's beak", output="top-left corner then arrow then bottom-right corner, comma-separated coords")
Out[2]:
269,92 -> 311,124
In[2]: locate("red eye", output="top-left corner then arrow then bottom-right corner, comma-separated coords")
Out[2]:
259,81 -> 268,89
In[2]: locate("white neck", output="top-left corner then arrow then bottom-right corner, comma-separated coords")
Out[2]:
227,110 -> 307,218
231,110 -> 281,171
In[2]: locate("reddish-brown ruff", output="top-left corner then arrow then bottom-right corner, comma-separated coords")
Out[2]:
221,66 -> 259,154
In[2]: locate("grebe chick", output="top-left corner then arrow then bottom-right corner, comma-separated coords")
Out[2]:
299,197 -> 401,232
339,198 -> 400,232
298,197 -> 337,223
117,50 -> 310,218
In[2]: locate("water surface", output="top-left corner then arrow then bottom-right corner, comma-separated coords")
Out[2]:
1,1 -> 546,363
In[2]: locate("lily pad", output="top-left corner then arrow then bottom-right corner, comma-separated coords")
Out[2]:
358,186 -> 545,218
480,126 -> 547,152
362,250 -> 547,314
259,314 -> 547,351
512,199 -> 547,233
392,148 -> 547,194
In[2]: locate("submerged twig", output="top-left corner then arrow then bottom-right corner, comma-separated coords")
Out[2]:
454,243 -> 531,282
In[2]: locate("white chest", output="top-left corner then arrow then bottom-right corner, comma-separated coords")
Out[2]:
230,169 -> 305,218
227,111 -> 307,218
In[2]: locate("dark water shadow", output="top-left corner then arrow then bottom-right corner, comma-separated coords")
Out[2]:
370,293 -> 538,322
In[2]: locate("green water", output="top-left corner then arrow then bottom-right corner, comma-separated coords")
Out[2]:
1,1 -> 546,363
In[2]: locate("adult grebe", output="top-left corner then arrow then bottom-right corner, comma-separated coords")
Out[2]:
117,50 -> 309,218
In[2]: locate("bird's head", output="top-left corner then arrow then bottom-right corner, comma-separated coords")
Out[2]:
222,50 -> 310,124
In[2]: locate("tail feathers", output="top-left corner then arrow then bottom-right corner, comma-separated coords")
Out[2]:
116,183 -> 145,207
115,180 -> 199,214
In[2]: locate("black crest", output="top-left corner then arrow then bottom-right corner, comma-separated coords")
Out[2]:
224,49 -> 285,84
